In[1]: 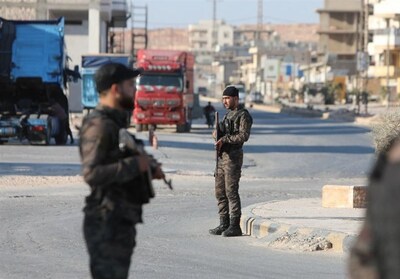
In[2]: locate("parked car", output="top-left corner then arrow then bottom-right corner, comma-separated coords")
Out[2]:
198,87 -> 208,96
235,84 -> 246,107
247,91 -> 263,104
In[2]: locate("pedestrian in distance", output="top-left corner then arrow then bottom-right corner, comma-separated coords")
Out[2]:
210,85 -> 253,237
203,101 -> 216,128
349,111 -> 400,279
79,63 -> 165,279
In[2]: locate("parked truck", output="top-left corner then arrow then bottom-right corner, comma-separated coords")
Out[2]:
134,49 -> 194,133
0,17 -> 79,145
81,54 -> 131,110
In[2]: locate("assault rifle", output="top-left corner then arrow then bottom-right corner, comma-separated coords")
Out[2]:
119,129 -> 173,195
215,111 -> 220,176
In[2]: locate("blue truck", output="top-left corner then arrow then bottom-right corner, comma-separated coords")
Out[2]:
81,54 -> 131,110
0,17 -> 79,145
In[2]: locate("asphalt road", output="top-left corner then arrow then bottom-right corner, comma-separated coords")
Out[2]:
0,104 -> 375,279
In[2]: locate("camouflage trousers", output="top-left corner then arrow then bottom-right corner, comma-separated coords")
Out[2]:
214,149 -> 243,218
83,203 -> 142,279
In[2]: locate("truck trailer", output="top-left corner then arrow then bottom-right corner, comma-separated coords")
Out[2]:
0,17 -> 79,145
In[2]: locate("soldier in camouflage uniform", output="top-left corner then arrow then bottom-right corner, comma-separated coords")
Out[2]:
349,112 -> 400,279
79,63 -> 164,279
209,86 -> 253,237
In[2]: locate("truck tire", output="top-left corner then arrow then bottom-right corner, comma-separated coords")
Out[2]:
184,122 -> 191,132
176,124 -> 186,133
177,122 -> 191,133
149,124 -> 157,131
45,118 -> 52,145
55,119 -> 68,145
136,124 -> 143,132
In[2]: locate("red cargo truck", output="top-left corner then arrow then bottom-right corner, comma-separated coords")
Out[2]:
133,49 -> 194,133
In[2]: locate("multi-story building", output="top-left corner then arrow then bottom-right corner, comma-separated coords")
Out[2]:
188,20 -> 234,94
0,0 -> 128,111
368,0 -> 400,100
317,0 -> 363,78
188,20 -> 234,64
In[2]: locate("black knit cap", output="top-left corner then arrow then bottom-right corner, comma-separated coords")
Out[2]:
94,63 -> 142,93
222,86 -> 239,97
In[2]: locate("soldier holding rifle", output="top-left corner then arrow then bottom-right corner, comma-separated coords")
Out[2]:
79,63 -> 166,279
210,85 -> 253,237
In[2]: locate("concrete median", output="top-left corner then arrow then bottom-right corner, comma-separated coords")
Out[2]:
241,198 -> 364,252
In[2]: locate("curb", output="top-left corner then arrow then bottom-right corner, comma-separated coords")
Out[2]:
240,202 -> 357,253
200,96 -> 377,126
280,106 -> 323,118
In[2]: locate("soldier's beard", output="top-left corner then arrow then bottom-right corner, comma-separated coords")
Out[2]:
118,95 -> 134,111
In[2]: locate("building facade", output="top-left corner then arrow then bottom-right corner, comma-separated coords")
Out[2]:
368,0 -> 400,100
317,0 -> 363,78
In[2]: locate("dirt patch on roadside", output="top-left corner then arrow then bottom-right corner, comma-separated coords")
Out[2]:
0,175 -> 84,187
269,232 -> 333,252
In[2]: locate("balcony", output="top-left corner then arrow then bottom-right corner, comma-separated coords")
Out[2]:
368,65 -> 400,78
373,28 -> 400,50
111,0 -> 128,27
318,27 -> 357,34
47,0 -> 111,11
46,0 -> 127,26
374,0 -> 400,19
317,0 -> 361,13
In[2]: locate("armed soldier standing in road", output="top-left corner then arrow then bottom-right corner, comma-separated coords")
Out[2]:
79,63 -> 164,279
210,85 -> 253,237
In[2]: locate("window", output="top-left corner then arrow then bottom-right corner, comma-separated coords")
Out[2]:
138,74 -> 183,91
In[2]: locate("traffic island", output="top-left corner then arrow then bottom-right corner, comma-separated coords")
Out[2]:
241,197 -> 365,252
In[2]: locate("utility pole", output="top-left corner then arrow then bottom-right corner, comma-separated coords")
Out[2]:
211,0 -> 221,50
256,0 -> 263,43
356,0 -> 365,113
360,0 -> 370,114
256,0 -> 264,93
385,17 -> 391,108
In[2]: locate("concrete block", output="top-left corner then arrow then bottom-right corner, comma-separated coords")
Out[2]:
322,185 -> 367,208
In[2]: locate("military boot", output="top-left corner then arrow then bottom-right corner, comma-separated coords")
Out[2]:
222,216 -> 242,237
209,215 -> 230,235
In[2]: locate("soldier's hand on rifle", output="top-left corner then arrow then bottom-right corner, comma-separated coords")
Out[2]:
215,138 -> 223,152
212,130 -> 217,140
137,154 -> 151,173
152,163 -> 165,180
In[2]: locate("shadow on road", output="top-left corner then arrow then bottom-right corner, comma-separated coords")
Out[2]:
245,145 -> 374,154
158,140 -> 374,155
0,162 -> 80,176
251,125 -> 370,136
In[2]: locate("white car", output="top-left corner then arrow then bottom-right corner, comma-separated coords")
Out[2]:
235,85 -> 246,107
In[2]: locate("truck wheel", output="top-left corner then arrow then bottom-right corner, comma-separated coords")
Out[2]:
184,122 -> 191,133
55,119 -> 68,145
45,119 -> 52,145
176,124 -> 186,133
136,124 -> 143,132
149,124 -> 157,131
177,122 -> 191,133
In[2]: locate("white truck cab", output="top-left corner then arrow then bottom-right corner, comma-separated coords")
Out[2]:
235,84 -> 246,107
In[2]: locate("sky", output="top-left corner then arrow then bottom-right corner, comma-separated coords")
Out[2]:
131,0 -> 324,29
